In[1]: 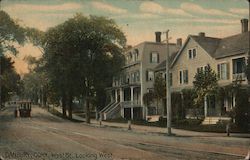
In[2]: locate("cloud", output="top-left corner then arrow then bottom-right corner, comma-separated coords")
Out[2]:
91,2 -> 127,14
229,8 -> 249,15
3,2 -> 82,13
139,1 -> 193,17
113,13 -> 161,20
163,18 -> 239,25
181,2 -> 239,17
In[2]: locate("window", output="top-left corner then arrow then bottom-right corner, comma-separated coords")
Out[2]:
193,49 -> 196,58
188,48 -> 197,59
126,74 -> 130,84
134,49 -> 139,61
150,52 -> 159,63
146,70 -> 154,81
131,73 -> 135,83
217,63 -> 229,80
135,71 -> 140,82
179,71 -> 182,84
197,67 -> 203,73
188,50 -> 192,59
233,57 -> 245,74
179,70 -> 188,84
129,52 -> 132,61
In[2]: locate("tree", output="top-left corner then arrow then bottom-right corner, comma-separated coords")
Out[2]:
153,74 -> 166,115
0,11 -> 25,106
43,14 -> 126,121
193,64 -> 218,110
143,92 -> 155,107
1,56 -> 21,103
246,55 -> 250,83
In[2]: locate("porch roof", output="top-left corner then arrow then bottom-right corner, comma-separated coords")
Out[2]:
105,84 -> 141,90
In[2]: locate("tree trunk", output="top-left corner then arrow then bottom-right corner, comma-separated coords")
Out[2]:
85,97 -> 90,123
163,99 -> 167,116
68,96 -> 73,119
62,95 -> 67,117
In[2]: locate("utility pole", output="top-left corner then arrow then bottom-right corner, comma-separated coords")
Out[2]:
0,0 -> 2,108
163,30 -> 172,136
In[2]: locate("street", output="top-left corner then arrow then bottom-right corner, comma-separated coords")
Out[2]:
0,105 -> 249,160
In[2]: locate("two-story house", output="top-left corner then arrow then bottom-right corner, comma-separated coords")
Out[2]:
100,32 -> 179,120
155,19 -> 249,123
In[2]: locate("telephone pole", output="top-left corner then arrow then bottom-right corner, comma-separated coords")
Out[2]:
0,0 -> 2,108
163,30 -> 172,136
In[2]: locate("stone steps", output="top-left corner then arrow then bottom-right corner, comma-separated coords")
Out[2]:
202,116 -> 231,125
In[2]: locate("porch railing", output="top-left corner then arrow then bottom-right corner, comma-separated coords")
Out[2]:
233,73 -> 246,81
121,101 -> 141,108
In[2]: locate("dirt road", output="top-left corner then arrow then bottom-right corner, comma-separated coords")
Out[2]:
0,105 -> 249,160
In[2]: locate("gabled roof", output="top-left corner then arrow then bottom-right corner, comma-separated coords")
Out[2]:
170,31 -> 250,67
213,31 -> 249,59
155,51 -> 178,71
191,36 -> 221,57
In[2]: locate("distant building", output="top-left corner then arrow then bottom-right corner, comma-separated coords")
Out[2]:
100,32 -> 179,120
101,18 -> 249,123
155,18 -> 249,123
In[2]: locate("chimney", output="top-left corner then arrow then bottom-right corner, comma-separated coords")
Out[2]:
241,19 -> 248,33
155,31 -> 161,43
198,32 -> 205,37
176,38 -> 182,47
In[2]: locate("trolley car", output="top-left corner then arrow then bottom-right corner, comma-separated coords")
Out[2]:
18,101 -> 32,117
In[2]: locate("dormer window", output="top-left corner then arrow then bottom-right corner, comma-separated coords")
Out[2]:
134,49 -> 139,61
129,52 -> 132,60
188,48 -> 196,59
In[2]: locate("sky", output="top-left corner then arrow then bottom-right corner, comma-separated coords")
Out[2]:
1,0 -> 249,74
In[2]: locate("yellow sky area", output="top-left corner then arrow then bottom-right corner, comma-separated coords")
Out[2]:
11,43 -> 41,75
14,22 -> 241,75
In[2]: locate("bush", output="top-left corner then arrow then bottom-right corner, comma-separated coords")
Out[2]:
235,89 -> 250,131
176,119 -> 202,126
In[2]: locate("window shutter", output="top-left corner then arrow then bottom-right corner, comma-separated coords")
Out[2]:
157,53 -> 159,63
217,64 -> 221,79
226,63 -> 230,80
146,70 -> 149,81
186,70 -> 188,83
179,71 -> 182,84
150,53 -> 152,63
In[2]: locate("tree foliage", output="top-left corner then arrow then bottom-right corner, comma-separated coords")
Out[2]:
42,14 -> 126,121
193,64 -> 218,107
246,55 -> 250,83
0,56 -> 21,102
0,11 -> 25,55
0,11 -> 25,105
143,92 -> 155,107
153,74 -> 166,100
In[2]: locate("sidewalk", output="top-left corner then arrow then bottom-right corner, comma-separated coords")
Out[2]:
52,106 -> 250,138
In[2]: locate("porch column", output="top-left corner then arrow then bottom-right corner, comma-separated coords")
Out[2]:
204,96 -> 208,117
115,89 -> 118,103
131,107 -> 134,120
120,88 -> 124,118
120,88 -> 124,102
130,87 -> 134,120
130,86 -> 134,102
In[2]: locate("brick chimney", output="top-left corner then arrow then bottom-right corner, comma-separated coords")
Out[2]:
155,31 -> 161,43
176,38 -> 182,47
241,19 -> 248,33
198,32 -> 205,37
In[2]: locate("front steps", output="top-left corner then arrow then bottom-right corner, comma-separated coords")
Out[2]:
100,102 -> 121,120
202,116 -> 231,125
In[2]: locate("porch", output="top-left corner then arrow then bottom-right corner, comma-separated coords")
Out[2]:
102,85 -> 143,120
